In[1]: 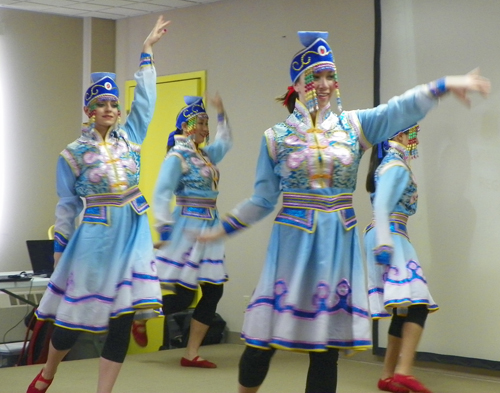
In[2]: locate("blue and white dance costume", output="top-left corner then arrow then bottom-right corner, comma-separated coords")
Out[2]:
154,99 -> 232,290
221,32 -> 443,352
364,137 -> 438,319
36,55 -> 162,332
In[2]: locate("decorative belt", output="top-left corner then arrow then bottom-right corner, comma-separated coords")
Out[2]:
282,192 -> 353,212
365,212 -> 409,240
176,196 -> 217,209
275,192 -> 356,232
85,186 -> 143,208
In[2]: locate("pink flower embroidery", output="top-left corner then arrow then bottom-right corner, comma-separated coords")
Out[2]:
83,151 -> 99,164
288,150 -> 306,169
88,167 -> 103,183
331,146 -> 353,165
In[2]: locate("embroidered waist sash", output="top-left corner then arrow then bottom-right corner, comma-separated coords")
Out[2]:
176,196 -> 217,220
82,187 -> 149,226
176,196 -> 217,209
85,186 -> 146,208
275,192 -> 356,233
282,192 -> 353,211
364,212 -> 409,240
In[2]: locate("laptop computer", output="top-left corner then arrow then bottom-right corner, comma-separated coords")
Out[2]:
26,240 -> 55,278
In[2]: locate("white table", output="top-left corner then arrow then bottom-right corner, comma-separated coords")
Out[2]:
0,271 -> 49,307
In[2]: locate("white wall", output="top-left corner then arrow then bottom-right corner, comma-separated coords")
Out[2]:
377,0 -> 500,361
0,9 -> 83,272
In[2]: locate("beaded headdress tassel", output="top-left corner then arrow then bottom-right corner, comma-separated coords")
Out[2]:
377,124 -> 420,160
406,124 -> 420,159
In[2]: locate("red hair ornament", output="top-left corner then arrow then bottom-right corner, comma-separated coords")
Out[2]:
283,85 -> 295,107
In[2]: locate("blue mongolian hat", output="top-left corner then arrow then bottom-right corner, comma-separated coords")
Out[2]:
290,32 -> 335,83
176,96 -> 207,128
289,31 -> 342,113
84,72 -> 119,107
167,96 -> 208,148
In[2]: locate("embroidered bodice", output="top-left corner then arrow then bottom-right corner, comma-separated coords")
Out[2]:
374,141 -> 418,215
169,136 -> 221,194
265,102 -> 364,190
61,127 -> 141,196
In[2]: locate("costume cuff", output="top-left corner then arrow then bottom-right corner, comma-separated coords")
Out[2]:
140,52 -> 154,68
54,232 -> 68,253
373,244 -> 394,266
427,77 -> 447,98
221,214 -> 248,235
158,225 -> 173,241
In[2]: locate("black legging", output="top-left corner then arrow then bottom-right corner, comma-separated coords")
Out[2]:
239,346 -> 339,393
388,305 -> 429,338
51,313 -> 134,363
162,283 -> 223,347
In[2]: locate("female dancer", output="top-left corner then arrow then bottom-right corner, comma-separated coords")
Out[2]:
152,94 -> 231,368
27,16 -> 170,393
364,125 -> 437,393
199,31 -> 489,393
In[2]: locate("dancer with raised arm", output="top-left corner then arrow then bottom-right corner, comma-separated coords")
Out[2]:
133,94 -> 232,368
27,16 -> 170,393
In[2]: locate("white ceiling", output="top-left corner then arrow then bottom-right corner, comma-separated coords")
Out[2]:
0,0 -> 226,20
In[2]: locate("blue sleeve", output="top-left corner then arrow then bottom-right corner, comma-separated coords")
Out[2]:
123,60 -> 157,145
54,156 -> 84,251
373,165 -> 410,248
221,136 -> 281,234
357,85 -> 437,146
374,165 -> 409,215
204,119 -> 233,164
153,155 -> 183,241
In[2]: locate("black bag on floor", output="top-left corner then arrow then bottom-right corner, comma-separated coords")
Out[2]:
168,310 -> 227,349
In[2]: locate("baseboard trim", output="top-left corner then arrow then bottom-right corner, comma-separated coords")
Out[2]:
225,331 -> 244,345
373,347 -> 500,372
372,321 -> 500,374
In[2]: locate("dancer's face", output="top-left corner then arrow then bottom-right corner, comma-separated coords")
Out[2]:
85,99 -> 120,134
294,70 -> 335,110
184,114 -> 209,145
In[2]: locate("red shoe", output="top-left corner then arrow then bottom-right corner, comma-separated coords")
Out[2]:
393,374 -> 432,393
27,369 -> 53,393
180,356 -> 217,368
131,321 -> 148,347
378,377 -> 410,393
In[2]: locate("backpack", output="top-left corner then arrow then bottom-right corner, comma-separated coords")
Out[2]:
168,310 -> 227,349
17,308 -> 54,366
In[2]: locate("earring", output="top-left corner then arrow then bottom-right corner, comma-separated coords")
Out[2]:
333,65 -> 342,113
89,111 -> 96,129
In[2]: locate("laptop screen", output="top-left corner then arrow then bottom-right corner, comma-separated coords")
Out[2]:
26,240 -> 54,277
